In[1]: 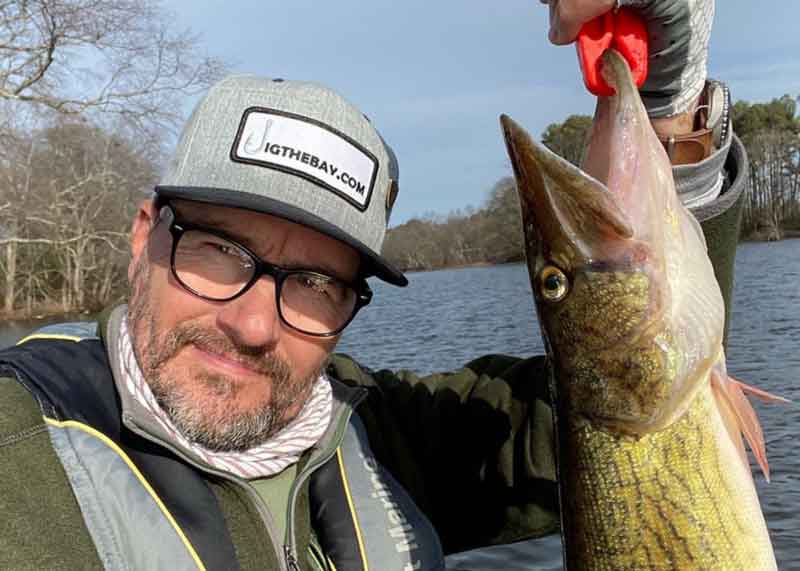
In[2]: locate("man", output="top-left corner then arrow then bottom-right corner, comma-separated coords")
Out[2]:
0,1 -> 745,569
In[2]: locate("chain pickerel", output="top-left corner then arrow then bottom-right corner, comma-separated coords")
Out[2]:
501,49 -> 784,570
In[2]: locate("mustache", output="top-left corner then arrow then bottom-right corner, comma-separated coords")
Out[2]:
154,323 -> 292,379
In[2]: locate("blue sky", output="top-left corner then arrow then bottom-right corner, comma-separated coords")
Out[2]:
165,0 -> 800,225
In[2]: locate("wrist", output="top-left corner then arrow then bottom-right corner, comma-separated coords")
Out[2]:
651,96 -> 704,165
650,81 -> 731,166
669,80 -> 735,210
650,98 -> 698,139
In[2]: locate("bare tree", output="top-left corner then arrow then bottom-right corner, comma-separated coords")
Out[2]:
0,0 -> 225,135
0,0 -> 226,316
733,97 -> 800,239
0,122 -> 37,313
0,120 -> 155,314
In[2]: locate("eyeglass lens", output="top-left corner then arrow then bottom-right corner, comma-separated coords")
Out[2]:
172,229 -> 358,335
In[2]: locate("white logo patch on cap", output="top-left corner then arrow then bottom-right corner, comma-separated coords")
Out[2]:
231,108 -> 378,211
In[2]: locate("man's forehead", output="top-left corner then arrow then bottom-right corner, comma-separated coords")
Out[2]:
168,199 -> 361,278
171,200 -> 251,229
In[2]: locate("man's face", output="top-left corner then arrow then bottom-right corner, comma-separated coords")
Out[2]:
127,198 -> 360,451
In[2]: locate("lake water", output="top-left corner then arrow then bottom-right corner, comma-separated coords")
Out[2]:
1,239 -> 798,569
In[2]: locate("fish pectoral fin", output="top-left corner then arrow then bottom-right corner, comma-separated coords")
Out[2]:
729,375 -> 791,404
710,370 -> 782,482
711,371 -> 751,475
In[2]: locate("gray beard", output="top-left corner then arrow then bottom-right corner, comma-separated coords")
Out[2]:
127,258 -> 317,452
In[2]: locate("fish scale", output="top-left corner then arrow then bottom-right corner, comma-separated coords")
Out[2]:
564,384 -> 768,569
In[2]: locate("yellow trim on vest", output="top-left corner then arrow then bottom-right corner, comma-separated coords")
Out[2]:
44,417 -> 207,571
336,446 -> 369,571
17,333 -> 85,345
309,539 -> 331,571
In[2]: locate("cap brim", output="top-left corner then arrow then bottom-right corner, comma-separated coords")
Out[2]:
155,186 -> 408,287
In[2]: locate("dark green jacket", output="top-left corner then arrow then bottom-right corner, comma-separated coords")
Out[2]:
0,136 -> 746,570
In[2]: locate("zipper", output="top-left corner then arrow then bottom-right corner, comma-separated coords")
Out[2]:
285,544 -> 300,571
308,537 -> 329,571
283,388 -> 367,567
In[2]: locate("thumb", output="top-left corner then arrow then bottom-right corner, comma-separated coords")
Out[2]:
546,0 -> 617,45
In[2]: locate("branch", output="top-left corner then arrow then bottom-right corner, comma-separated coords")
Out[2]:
10,1 -> 59,95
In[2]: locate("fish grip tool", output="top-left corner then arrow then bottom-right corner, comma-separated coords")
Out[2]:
576,8 -> 648,95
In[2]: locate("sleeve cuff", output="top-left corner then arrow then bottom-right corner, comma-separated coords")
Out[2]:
687,133 -> 747,224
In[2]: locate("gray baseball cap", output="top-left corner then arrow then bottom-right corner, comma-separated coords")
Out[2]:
156,74 -> 407,286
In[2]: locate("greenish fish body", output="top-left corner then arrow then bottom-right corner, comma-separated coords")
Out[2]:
501,50 -> 778,570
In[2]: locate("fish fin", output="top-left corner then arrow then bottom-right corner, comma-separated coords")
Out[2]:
710,371 -> 752,476
729,375 -> 791,404
710,370 -> 772,482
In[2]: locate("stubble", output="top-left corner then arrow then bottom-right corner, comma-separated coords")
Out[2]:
127,256 -> 318,452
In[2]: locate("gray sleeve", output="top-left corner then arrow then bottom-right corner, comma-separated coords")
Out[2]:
620,0 -> 714,117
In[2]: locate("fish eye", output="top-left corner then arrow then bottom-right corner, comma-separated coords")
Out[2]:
539,265 -> 569,302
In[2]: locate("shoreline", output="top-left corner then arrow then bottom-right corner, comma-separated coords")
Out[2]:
740,229 -> 800,242
0,307 -> 93,324
397,234 -> 800,275
401,260 -> 503,275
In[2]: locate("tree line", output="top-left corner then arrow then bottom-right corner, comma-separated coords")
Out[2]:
733,96 -> 800,240
0,0 -> 224,318
383,95 -> 800,273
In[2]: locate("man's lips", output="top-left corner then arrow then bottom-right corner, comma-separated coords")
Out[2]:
188,345 -> 264,377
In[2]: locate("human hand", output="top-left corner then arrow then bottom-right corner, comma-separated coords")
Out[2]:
543,0 -> 714,119
544,0 -> 617,46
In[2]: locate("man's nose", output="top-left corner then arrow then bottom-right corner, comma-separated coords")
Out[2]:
215,277 -> 282,350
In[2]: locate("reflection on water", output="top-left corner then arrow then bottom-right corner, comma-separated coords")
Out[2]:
2,240 -> 798,569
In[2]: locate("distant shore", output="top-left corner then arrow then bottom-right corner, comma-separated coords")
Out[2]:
0,306 -> 93,324
741,229 -> 800,242
396,234 -> 800,275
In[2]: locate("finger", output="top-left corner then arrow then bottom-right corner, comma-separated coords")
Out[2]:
547,2 -> 570,45
550,19 -> 583,45
547,0 -> 581,45
549,0 -> 616,45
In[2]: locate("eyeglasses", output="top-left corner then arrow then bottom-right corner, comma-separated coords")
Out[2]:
159,205 -> 372,337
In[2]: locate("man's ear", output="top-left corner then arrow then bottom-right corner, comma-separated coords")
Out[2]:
128,198 -> 159,282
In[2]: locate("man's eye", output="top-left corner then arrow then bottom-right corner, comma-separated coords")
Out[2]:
210,242 -> 253,267
213,243 -> 235,256
300,275 -> 333,295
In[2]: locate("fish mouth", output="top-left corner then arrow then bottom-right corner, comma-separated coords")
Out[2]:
499,49 -> 659,267
500,112 -> 634,268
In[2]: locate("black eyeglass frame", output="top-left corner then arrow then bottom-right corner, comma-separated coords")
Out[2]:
159,205 -> 373,337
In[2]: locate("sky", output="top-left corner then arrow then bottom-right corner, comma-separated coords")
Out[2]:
164,0 -> 800,225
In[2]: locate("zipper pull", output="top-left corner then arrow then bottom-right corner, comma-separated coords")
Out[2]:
284,545 -> 300,571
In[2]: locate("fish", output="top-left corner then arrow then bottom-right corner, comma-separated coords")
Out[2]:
500,49 -> 784,570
